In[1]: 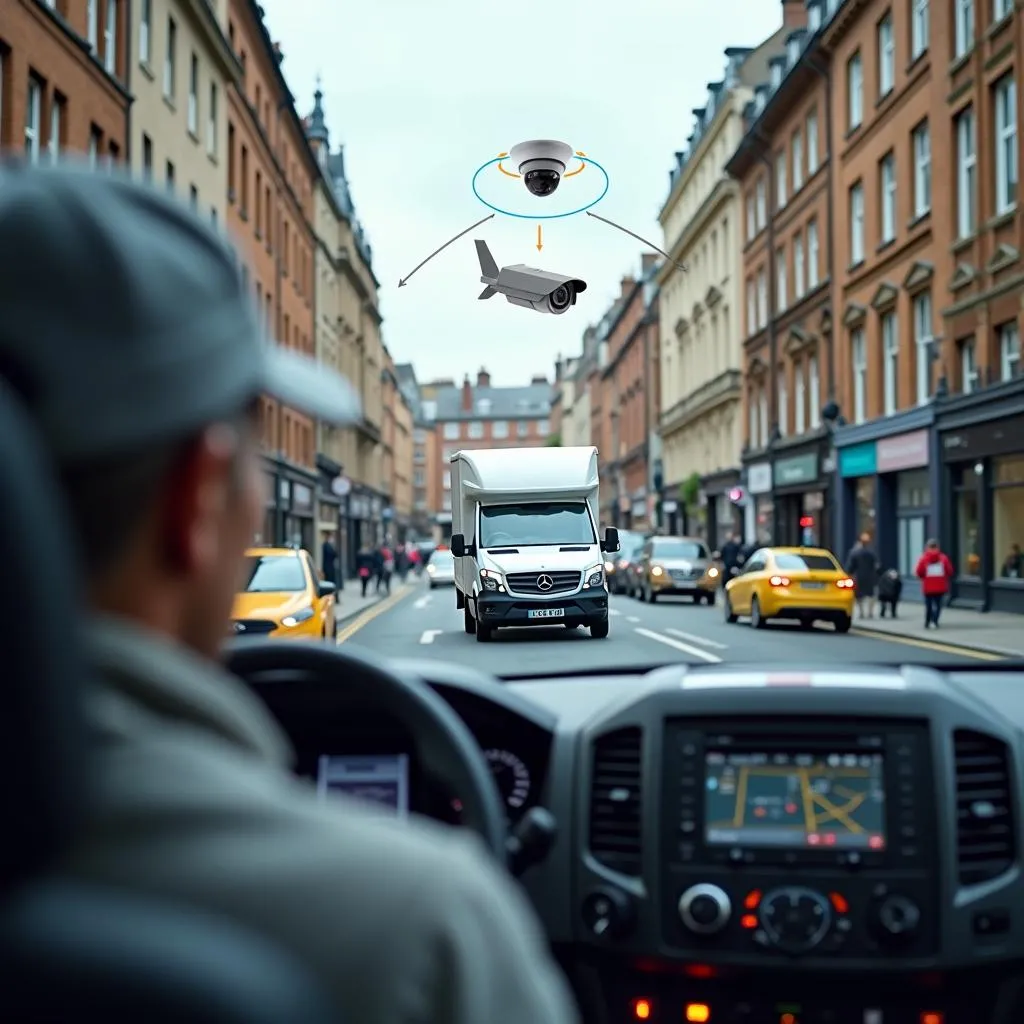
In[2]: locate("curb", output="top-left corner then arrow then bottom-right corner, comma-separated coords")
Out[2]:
851,625 -> 1019,659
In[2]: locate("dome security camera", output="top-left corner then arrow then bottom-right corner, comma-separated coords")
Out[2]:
508,140 -> 574,197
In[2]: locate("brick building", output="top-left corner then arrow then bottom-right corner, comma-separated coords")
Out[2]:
3,0 -> 129,163
225,1 -> 318,549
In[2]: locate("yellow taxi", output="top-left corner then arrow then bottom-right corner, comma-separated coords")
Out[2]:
231,546 -> 337,640
723,545 -> 855,633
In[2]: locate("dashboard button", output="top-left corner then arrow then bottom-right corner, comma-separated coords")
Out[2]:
758,886 -> 832,954
972,909 -> 1010,936
581,886 -> 635,940
678,883 -> 732,935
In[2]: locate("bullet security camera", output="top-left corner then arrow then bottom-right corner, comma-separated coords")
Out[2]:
475,240 -> 587,315
508,139 -> 574,197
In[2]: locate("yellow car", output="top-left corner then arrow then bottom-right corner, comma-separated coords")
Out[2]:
231,546 -> 337,640
723,546 -> 855,633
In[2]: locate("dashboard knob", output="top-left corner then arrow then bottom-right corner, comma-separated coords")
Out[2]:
678,883 -> 732,935
871,894 -> 920,943
758,886 -> 832,954
582,886 -> 635,940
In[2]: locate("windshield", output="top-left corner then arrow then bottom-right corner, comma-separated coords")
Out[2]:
774,553 -> 840,572
652,540 -> 708,560
479,503 -> 596,548
242,555 -> 307,593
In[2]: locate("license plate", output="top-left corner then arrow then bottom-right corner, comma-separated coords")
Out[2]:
801,581 -> 825,589
527,608 -> 565,619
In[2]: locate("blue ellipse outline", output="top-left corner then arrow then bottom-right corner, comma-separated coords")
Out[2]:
471,155 -> 609,220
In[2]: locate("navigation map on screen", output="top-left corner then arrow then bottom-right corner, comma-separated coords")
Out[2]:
703,750 -> 885,850
317,753 -> 409,816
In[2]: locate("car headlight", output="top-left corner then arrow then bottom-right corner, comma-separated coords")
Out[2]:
427,564 -> 436,575
603,560 -> 615,573
651,565 -> 664,577
707,566 -> 719,578
583,563 -> 605,588
480,568 -> 503,592
281,606 -> 315,627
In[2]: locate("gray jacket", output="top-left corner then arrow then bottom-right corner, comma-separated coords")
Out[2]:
69,616 -> 579,1024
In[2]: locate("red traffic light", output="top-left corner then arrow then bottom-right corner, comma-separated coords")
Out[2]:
729,487 -> 745,502
799,515 -> 814,528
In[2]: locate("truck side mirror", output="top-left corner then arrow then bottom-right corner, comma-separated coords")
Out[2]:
450,534 -> 466,558
601,527 -> 620,553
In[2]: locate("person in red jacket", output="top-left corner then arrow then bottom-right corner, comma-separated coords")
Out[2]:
915,538 -> 954,629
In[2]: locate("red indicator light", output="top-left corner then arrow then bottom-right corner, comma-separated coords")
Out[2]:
744,890 -> 762,909
829,892 -> 849,914
799,516 -> 814,528
740,913 -> 759,929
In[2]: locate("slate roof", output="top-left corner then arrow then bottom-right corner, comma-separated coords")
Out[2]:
433,381 -> 553,422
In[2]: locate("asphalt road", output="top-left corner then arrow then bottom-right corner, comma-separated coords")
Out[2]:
339,580 -> 994,674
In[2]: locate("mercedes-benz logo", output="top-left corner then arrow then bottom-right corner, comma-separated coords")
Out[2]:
537,574 -> 554,591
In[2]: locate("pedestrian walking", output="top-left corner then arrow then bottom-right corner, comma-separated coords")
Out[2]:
355,545 -> 374,597
915,539 -> 954,629
845,532 -> 880,619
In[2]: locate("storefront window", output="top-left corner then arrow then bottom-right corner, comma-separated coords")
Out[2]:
855,477 -> 876,539
896,469 -> 930,578
898,517 -> 925,577
755,496 -> 774,546
993,455 -> 1024,581
954,464 -> 981,577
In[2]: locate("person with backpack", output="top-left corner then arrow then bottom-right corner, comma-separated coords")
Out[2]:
914,539 -> 954,629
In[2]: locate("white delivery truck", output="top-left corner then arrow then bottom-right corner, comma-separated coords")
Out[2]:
448,446 -> 620,643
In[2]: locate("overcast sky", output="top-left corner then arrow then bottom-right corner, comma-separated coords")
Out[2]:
258,0 -> 783,387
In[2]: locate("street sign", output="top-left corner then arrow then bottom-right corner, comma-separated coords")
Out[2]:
331,476 -> 351,497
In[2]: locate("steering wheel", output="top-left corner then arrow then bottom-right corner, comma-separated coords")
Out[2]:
224,641 -> 508,860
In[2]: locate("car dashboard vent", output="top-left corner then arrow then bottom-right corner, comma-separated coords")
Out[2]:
588,726 -> 642,875
953,729 -> 1015,885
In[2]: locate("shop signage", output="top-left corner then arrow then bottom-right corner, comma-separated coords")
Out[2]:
774,452 -> 818,487
942,412 -> 1024,462
662,499 -> 679,513
839,442 -> 876,478
876,429 -> 929,472
747,462 -> 772,495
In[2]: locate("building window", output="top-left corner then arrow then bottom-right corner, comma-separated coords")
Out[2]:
188,53 -> 199,135
898,470 -> 930,578
757,388 -> 768,445
847,51 -> 863,129
994,0 -> 1012,20
793,233 -> 804,298
103,0 -> 117,74
88,127 -> 101,168
807,219 -> 819,287
849,182 -> 865,263
442,471 -> 451,490
851,329 -> 867,423
775,248 -> 786,309
912,122 -> 931,217
777,376 -> 788,437
960,338 -> 978,393
954,0 -> 974,58
746,280 -> 756,336
755,177 -> 766,228
775,151 -> 786,209
911,0 -> 929,58
207,83 -> 218,155
882,313 -> 898,415
537,419 -> 550,437
792,131 -> 803,191
756,269 -> 768,328
466,421 -> 483,440
994,75 -> 1017,215
139,0 -> 151,64
24,76 -> 42,164
913,292 -> 933,405
956,107 -> 976,237
877,13 -> 894,96
87,0 -> 98,49
807,111 -> 819,174
516,421 -> 528,438
955,463 -> 981,577
993,455 -> 1024,582
166,160 -> 175,190
189,184 -> 198,208
48,94 -> 62,163
809,355 -> 820,428
492,420 -> 509,439
748,392 -> 758,449
999,321 -> 1020,381
164,17 -> 176,99
794,362 -> 806,433
745,194 -> 756,240
142,133 -> 152,178
880,152 -> 896,242
442,422 -> 459,440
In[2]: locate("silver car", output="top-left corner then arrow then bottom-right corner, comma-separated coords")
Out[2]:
426,548 -> 456,588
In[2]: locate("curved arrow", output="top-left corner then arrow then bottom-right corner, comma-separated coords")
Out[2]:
564,160 -> 586,178
397,214 -> 496,287
585,211 -> 688,272
498,161 -> 520,177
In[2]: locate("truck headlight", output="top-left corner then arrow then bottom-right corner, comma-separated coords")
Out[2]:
583,564 -> 605,588
480,568 -> 503,592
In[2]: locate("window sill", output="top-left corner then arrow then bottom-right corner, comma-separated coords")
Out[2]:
162,95 -> 176,113
187,129 -> 200,144
907,210 -> 930,230
876,237 -> 896,255
139,61 -> 155,81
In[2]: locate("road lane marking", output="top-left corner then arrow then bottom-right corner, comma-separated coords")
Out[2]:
413,594 -> 432,609
627,615 -> 640,623
850,628 -> 1006,662
336,585 -> 414,644
634,627 -> 722,663
666,628 -> 728,650
419,629 -> 443,644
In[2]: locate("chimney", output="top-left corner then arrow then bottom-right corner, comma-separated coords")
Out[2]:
273,41 -> 284,64
461,374 -> 473,411
641,253 -> 659,274
531,374 -> 548,385
476,367 -> 491,387
620,275 -> 635,299
782,0 -> 807,29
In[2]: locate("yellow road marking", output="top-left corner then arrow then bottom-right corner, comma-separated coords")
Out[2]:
336,585 -> 414,644
850,628 -> 1006,661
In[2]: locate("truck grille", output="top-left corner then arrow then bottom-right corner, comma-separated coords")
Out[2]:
231,619 -> 276,635
505,570 -> 582,595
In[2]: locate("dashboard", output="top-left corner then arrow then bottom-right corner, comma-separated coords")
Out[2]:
254,659 -> 1024,1024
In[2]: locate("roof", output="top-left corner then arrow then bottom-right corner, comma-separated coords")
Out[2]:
453,445 -> 599,497
434,381 -> 553,421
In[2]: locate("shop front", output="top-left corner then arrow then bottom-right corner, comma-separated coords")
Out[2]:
939,399 -> 1024,613
745,461 -> 773,546
346,490 -> 372,576
834,414 -> 937,599
771,443 -> 831,548
701,468 -> 742,552
661,495 -> 680,535
258,469 -> 277,546
283,480 -> 315,552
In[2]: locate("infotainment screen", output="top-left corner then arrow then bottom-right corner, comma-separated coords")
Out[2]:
704,750 -> 885,850
317,754 -> 409,816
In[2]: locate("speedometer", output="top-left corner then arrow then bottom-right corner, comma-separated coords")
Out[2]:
484,748 -> 531,809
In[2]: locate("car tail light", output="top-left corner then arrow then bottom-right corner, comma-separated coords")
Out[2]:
769,575 -> 790,587
836,577 -> 855,589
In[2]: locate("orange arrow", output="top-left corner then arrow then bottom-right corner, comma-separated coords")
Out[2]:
565,159 -> 586,178
536,225 -> 543,251
497,161 -> 520,177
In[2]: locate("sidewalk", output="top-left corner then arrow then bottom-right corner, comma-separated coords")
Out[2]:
853,605 -> 1024,657
333,578 -> 415,627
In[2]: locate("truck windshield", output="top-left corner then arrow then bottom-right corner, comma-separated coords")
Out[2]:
479,502 -> 596,547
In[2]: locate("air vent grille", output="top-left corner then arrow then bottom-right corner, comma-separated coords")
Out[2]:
588,727 -> 642,875
953,729 -> 1015,886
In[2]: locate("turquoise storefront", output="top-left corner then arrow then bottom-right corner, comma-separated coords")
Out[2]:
839,441 -> 877,479
838,441 -> 878,553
